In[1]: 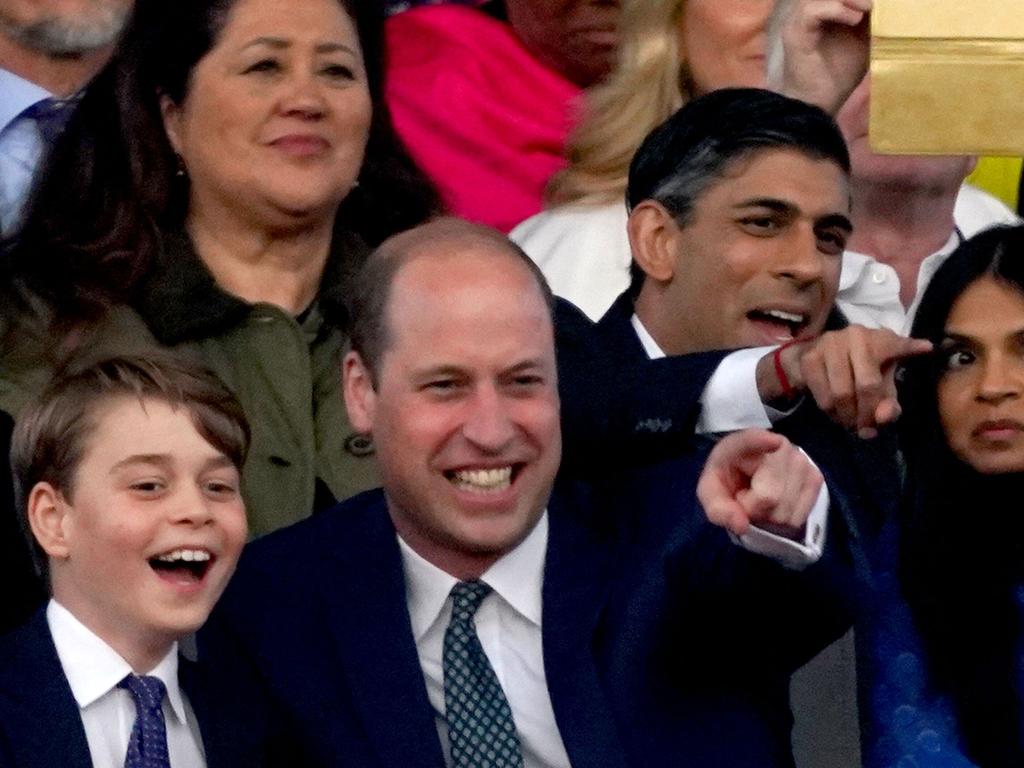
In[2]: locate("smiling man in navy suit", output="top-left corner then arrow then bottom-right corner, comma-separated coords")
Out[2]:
200,217 -> 858,768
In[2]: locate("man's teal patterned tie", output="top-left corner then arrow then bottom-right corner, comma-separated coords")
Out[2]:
443,580 -> 525,768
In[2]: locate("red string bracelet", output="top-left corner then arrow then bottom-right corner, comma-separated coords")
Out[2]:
772,340 -> 801,400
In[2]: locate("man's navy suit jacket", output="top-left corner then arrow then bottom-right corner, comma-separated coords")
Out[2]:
0,609 -> 245,768
594,291 -> 901,560
200,464 -> 858,768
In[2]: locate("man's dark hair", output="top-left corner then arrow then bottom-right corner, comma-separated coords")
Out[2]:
347,218 -> 556,385
625,87 -> 851,294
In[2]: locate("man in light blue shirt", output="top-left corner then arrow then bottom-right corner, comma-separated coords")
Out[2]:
0,0 -> 130,233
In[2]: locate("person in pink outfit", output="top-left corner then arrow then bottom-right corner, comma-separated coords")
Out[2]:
384,1 -> 617,232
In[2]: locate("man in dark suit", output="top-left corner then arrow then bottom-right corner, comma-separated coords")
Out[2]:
597,88 -> 936,546
603,87 -> 935,766
200,217 -> 859,768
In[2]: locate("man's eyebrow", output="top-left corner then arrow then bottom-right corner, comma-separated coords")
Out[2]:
816,213 -> 854,232
733,198 -> 853,229
733,197 -> 795,214
241,37 -> 358,56
413,364 -> 467,379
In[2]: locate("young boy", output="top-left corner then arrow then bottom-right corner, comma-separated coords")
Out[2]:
0,354 -> 250,768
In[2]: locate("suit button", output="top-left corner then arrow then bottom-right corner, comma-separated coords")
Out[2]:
344,433 -> 375,457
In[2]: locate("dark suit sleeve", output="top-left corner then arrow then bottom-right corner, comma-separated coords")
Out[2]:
613,450 -> 860,681
0,410 -> 44,635
554,299 -> 728,475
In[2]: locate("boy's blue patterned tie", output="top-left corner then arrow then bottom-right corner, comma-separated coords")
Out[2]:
119,674 -> 171,768
443,580 -> 525,768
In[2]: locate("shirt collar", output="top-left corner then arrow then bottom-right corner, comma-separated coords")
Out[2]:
630,313 -> 665,359
0,68 -> 50,133
399,512 -> 549,642
46,599 -> 189,724
840,228 -> 962,294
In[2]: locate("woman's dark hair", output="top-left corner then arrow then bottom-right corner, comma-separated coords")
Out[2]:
898,224 -> 1024,766
1,0 -> 441,326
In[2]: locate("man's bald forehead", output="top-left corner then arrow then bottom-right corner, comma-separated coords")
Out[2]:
383,217 -> 524,262
347,218 -> 556,383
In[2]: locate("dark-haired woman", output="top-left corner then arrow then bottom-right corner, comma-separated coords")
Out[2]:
861,224 -> 1024,767
0,0 -> 440,537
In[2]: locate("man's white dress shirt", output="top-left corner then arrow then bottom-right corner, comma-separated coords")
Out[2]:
837,184 -> 1019,333
400,514 -> 572,768
47,600 -> 206,768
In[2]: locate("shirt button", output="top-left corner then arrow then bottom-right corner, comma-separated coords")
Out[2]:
871,269 -> 888,285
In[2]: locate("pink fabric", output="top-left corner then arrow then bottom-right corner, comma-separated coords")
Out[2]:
385,5 -> 582,232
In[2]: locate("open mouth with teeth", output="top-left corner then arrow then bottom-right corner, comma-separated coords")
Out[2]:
148,549 -> 214,584
443,465 -> 520,494
746,308 -> 810,342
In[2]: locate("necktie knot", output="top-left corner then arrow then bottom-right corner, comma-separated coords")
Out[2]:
450,580 -> 492,622
21,96 -> 76,144
119,674 -> 167,713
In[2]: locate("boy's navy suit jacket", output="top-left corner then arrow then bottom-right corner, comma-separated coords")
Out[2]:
0,609 -> 245,768
199,465 -> 860,768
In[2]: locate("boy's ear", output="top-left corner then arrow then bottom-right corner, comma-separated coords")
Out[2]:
27,482 -> 71,560
343,350 -> 377,434
627,200 -> 683,284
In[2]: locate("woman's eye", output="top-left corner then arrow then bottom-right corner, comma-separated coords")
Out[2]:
244,58 -> 281,75
321,63 -> 355,80
943,348 -> 976,370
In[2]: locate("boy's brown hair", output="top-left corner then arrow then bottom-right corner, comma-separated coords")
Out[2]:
10,352 -> 251,580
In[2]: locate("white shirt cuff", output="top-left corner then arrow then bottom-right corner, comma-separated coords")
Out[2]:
730,465 -> 829,570
697,347 -> 787,433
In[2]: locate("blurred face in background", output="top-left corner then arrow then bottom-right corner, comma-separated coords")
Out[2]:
0,0 -> 131,55
680,0 -> 772,95
837,77 -> 974,193
505,0 -> 620,88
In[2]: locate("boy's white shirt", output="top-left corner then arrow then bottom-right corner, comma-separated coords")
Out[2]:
47,599 -> 206,767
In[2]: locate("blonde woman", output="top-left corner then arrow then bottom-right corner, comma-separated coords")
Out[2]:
511,0 -> 772,320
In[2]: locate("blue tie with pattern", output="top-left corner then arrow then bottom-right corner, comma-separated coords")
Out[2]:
118,674 -> 171,768
444,580 -> 525,768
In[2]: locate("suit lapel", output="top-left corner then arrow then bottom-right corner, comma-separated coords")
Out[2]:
542,483 -> 630,768
318,498 -> 445,768
0,610 -> 93,768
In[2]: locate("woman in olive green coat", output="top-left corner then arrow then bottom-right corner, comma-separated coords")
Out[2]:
0,0 -> 440,537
